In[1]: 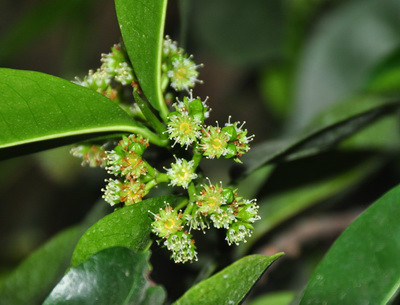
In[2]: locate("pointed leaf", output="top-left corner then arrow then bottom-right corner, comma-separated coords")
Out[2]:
44,247 -> 164,305
239,152 -> 383,255
115,0 -> 168,116
299,184 -> 400,304
0,68 -> 163,158
71,195 -> 180,267
174,253 -> 283,305
238,95 -> 400,178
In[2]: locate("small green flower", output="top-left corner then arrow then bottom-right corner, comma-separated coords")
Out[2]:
196,181 -> 226,215
174,93 -> 210,124
119,179 -> 147,205
163,36 -> 180,57
225,222 -> 253,246
150,204 -> 183,238
100,43 -> 126,75
74,68 -> 111,92
105,149 -> 147,179
70,144 -> 106,167
200,125 -> 229,159
166,112 -> 202,149
166,157 -> 198,189
223,117 -> 254,162
163,231 -> 198,263
210,206 -> 236,229
102,178 -> 147,206
102,178 -> 122,206
235,199 -> 260,223
118,134 -> 149,156
167,54 -> 202,92
185,210 -> 210,232
114,62 -> 134,86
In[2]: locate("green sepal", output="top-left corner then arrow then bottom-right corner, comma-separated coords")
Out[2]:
222,125 -> 237,141
224,143 -> 237,159
187,98 -> 206,123
222,188 -> 235,204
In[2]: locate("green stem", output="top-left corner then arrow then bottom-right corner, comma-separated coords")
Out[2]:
145,180 -> 158,192
156,172 -> 170,184
159,98 -> 170,123
192,148 -> 203,170
175,197 -> 189,210
161,73 -> 169,92
188,182 -> 196,202
145,172 -> 169,192
130,104 -> 146,121
127,125 -> 167,147
182,202 -> 195,218
133,89 -> 167,137
143,160 -> 156,177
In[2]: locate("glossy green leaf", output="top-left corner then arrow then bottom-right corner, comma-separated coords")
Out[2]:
248,291 -> 295,305
174,253 -> 283,305
115,0 -> 169,117
291,0 -> 400,129
0,226 -> 82,305
44,247 -> 164,305
239,152 -> 383,254
239,95 -> 400,178
71,195 -> 180,267
0,68 -> 165,157
299,184 -> 400,304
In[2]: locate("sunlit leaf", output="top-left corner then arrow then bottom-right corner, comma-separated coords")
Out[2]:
174,253 -> 283,305
115,0 -> 169,117
71,195 -> 180,267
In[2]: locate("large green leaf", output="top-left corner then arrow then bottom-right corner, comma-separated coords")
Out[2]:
44,247 -> 164,305
0,68 -> 165,157
291,0 -> 400,129
0,226 -> 81,305
115,0 -> 169,117
173,253 -> 283,305
299,184 -> 400,304
238,95 -> 400,178
239,152 -> 383,255
71,195 -> 180,267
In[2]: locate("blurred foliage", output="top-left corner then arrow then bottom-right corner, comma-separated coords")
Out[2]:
1,0 -> 400,304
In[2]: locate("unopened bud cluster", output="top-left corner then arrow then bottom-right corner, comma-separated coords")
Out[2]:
102,134 -> 150,206
150,181 -> 259,263
73,44 -> 134,101
70,37 -> 260,264
162,36 -> 203,92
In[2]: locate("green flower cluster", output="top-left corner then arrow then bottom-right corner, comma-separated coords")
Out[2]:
70,37 -> 260,264
165,93 -> 253,163
70,144 -> 107,168
162,36 -> 203,92
101,134 -> 150,206
73,44 -> 134,101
